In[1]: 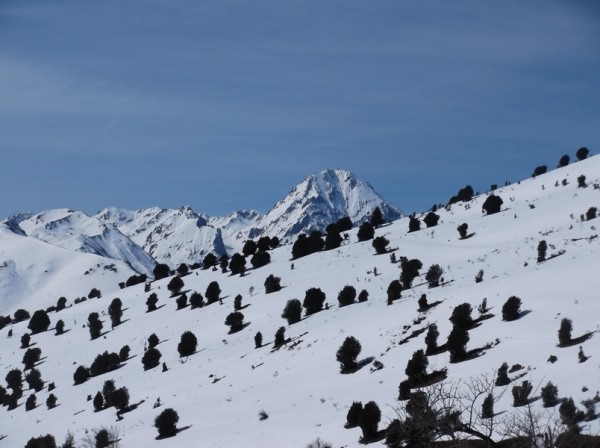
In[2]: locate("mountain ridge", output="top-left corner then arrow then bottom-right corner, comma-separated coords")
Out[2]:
4,169 -> 401,270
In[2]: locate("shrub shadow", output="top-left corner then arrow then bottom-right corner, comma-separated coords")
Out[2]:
93,330 -> 110,339
359,429 -> 386,444
146,304 -> 166,313
32,358 -> 47,369
265,285 -> 287,294
155,425 -> 192,440
474,313 -> 494,324
465,321 -> 482,331
228,322 -> 251,334
7,402 -> 22,411
558,332 -> 594,348
118,399 -> 145,416
398,327 -> 428,346
418,369 -> 448,387
528,396 -> 542,405
451,344 -> 492,363
90,363 -> 125,379
176,425 -> 192,435
426,343 -> 448,356
341,357 -> 375,374
419,300 -> 443,313
544,251 -> 566,262
114,318 -> 131,327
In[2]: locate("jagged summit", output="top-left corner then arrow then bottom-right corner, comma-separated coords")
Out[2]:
95,206 -> 224,267
1,169 -> 399,273
260,168 -> 401,238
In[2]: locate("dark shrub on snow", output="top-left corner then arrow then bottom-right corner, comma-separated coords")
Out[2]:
303,288 -> 326,315
282,299 -> 302,325
205,281 -> 221,304
482,194 -> 503,215
28,310 -> 51,334
357,222 -> 375,242
336,336 -> 361,372
502,296 -> 522,321
177,331 -> 198,357
142,347 -> 162,370
337,285 -> 357,307
264,274 -> 282,294
346,401 -> 363,428
153,263 -> 170,280
155,408 -> 179,438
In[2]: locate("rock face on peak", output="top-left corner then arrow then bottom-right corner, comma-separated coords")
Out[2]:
260,169 -> 401,239
95,206 -> 227,267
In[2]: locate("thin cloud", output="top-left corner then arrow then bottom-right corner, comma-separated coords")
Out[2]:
0,1 -> 598,218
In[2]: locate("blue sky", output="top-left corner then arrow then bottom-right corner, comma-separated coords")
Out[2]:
1,1 -> 599,218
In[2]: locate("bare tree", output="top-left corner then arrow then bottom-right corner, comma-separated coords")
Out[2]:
500,400 -> 565,448
388,374 -> 574,448
305,438 -> 332,448
389,374 -> 508,447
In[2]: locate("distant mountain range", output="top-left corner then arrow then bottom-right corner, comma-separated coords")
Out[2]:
2,168 -> 401,272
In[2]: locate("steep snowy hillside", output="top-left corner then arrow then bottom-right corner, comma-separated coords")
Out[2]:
11,209 -> 155,276
0,222 -> 139,314
1,155 -> 599,448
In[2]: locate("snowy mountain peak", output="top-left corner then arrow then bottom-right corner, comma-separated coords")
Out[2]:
261,168 -> 401,238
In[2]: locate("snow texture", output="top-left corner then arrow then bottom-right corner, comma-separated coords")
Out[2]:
0,158 -> 599,447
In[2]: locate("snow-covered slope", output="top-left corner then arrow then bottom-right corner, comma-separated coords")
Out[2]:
11,209 -> 156,276
95,206 -> 226,267
1,156 -> 599,448
0,222 -> 138,314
